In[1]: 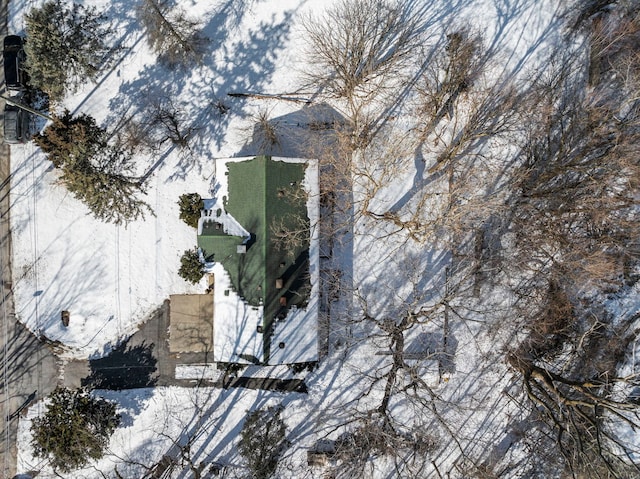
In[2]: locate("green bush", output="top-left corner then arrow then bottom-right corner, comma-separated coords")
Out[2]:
30,387 -> 120,473
239,406 -> 290,479
179,249 -> 204,284
178,193 -> 204,228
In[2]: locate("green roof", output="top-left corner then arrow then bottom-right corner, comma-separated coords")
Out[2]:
197,220 -> 244,263
197,156 -> 311,362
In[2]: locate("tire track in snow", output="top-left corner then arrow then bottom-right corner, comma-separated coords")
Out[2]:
27,141 -> 43,424
115,224 -> 121,336
154,174 -> 160,301
1,183 -> 9,476
129,226 -> 132,322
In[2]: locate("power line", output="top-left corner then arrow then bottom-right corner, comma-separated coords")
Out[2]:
0,94 -> 53,122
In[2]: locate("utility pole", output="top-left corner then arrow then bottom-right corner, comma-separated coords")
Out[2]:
1,94 -> 53,121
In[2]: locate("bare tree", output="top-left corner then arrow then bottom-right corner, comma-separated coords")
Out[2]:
303,0 -> 424,145
271,214 -> 311,257
512,59 -> 639,291
114,118 -> 158,154
241,108 -> 282,155
149,97 -> 199,147
413,28 -> 484,122
121,96 -> 198,152
326,418 -> 440,479
307,26 -> 520,257
501,7 -> 640,475
305,239 -> 490,478
303,0 -> 421,101
508,345 -> 640,478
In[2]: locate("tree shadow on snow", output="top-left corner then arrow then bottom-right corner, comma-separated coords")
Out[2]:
235,102 -> 347,158
103,0 -> 305,183
82,338 -> 158,390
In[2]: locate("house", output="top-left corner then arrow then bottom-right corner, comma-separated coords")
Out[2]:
197,156 -> 319,365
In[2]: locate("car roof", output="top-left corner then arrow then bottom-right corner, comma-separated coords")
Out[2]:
3,57 -> 19,86
3,35 -> 22,50
3,36 -> 23,88
4,104 -> 20,142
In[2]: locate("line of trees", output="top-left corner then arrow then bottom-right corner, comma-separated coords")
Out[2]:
22,0 -> 207,227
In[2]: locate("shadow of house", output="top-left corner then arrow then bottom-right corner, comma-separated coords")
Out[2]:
236,103 -> 348,158
82,340 -> 157,390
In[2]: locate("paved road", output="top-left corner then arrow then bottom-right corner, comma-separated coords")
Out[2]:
0,6 -> 59,476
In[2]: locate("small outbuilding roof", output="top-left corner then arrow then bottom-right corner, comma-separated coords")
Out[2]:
168,294 -> 214,354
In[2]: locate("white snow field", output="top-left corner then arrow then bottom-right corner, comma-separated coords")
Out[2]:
8,0 -> 640,477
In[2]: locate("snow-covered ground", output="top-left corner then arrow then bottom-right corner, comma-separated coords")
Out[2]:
8,0 -> 563,359
9,0 -> 324,360
9,0 -> 640,477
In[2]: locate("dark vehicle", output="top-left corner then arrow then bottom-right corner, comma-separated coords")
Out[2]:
3,103 -> 28,144
3,35 -> 26,92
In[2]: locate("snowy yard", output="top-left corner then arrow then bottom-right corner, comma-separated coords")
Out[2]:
8,0 -> 640,477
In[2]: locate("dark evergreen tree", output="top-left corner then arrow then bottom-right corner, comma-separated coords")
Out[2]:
239,406 -> 290,479
60,147 -> 152,225
33,110 -> 106,168
24,0 -> 115,101
30,387 -> 120,473
179,249 -> 205,284
35,111 -> 152,225
178,193 -> 204,228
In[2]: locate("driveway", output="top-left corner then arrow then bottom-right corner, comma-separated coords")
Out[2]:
64,300 -> 309,393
